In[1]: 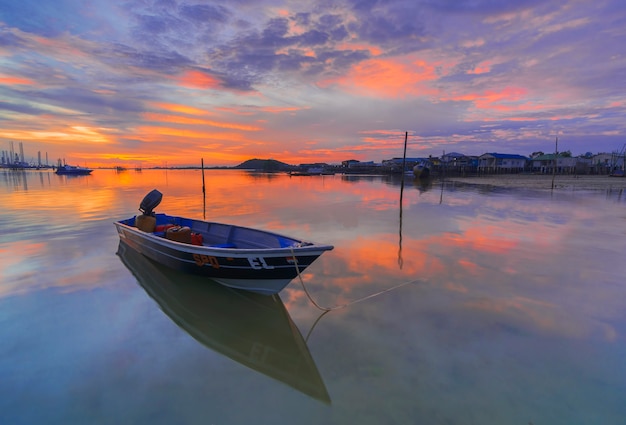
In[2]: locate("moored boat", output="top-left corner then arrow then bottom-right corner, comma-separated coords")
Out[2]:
412,160 -> 431,179
114,190 -> 334,295
55,164 -> 93,175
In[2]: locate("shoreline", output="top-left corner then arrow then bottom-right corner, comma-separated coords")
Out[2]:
442,174 -> 626,191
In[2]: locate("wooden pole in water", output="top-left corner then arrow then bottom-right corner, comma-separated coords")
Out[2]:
400,131 -> 408,187
398,132 -> 408,269
399,132 -> 408,208
551,136 -> 558,190
201,158 -> 206,193
440,149 -> 445,204
201,158 -> 206,220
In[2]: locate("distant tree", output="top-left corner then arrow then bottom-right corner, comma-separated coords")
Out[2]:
560,150 -> 572,157
531,151 -> 544,158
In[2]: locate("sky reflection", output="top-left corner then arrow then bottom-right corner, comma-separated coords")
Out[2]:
1,169 -> 625,424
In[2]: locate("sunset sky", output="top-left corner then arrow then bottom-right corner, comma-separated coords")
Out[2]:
1,0 -> 625,167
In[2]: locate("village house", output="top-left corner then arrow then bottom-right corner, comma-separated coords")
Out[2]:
340,160 -> 380,172
440,152 -> 478,174
341,159 -> 361,168
381,157 -> 430,172
592,152 -> 625,174
531,154 -> 592,174
478,153 -> 528,173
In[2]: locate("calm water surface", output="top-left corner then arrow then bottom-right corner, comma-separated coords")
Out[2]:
1,169 -> 625,424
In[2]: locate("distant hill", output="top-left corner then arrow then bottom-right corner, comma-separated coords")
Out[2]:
234,158 -> 292,171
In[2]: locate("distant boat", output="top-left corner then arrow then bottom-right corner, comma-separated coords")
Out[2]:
114,190 -> 334,295
55,164 -> 93,175
117,240 -> 331,403
412,160 -> 431,179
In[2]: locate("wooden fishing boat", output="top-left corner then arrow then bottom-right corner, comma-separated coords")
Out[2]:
117,241 -> 330,403
412,159 -> 431,179
114,190 -> 334,295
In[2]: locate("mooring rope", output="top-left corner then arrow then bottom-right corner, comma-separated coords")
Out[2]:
290,247 -> 421,311
304,309 -> 331,342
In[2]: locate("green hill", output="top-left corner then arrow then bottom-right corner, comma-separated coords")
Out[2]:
234,158 -> 292,171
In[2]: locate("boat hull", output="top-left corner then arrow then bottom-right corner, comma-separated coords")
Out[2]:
114,214 -> 333,295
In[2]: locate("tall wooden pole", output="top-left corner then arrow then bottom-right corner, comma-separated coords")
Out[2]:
551,136 -> 558,190
201,158 -> 206,219
440,150 -> 445,204
398,132 -> 408,269
400,132 -> 408,185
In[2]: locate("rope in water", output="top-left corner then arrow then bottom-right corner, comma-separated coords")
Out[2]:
290,247 -> 421,311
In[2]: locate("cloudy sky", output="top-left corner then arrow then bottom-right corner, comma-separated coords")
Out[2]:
1,0 -> 625,167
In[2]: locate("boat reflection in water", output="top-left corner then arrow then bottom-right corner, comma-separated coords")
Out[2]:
117,241 -> 330,403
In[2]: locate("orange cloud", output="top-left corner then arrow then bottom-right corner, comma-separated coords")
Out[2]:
177,70 -> 221,89
141,112 -> 263,131
442,86 -> 531,115
0,74 -> 35,85
216,105 -> 307,115
0,125 -> 113,145
151,102 -> 211,116
134,126 -> 226,140
319,57 -> 439,98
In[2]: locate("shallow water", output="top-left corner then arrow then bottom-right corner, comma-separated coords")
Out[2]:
1,169 -> 625,424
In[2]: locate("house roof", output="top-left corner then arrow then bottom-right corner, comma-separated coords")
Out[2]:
480,152 -> 528,160
386,157 -> 429,164
533,154 -> 558,160
442,152 -> 466,158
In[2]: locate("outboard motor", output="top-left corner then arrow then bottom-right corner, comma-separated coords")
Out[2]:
136,189 -> 162,232
139,189 -> 163,216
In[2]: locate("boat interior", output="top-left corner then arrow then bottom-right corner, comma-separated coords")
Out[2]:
120,214 -> 301,249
